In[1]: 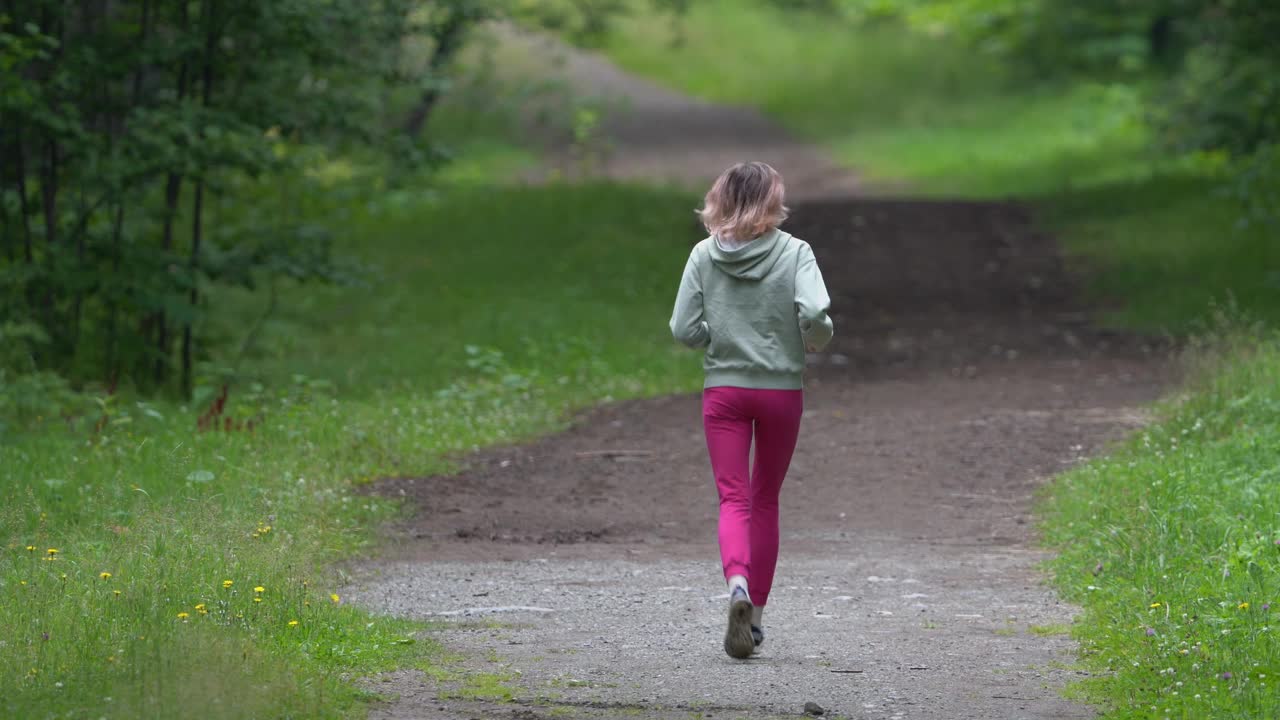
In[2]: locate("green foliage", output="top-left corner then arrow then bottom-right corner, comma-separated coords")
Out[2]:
0,0 -> 423,399
821,0 -> 1280,160
1041,332 -> 1280,718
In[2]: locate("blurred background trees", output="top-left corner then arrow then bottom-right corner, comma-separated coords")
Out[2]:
2,0 -> 1277,405
0,0 -> 643,402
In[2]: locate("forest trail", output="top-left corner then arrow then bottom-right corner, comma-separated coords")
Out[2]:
349,31 -> 1168,720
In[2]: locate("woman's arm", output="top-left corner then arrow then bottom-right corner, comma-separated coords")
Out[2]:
669,250 -> 710,349
795,243 -> 834,352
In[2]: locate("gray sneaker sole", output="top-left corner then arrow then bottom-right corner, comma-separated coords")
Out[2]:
723,597 -> 755,659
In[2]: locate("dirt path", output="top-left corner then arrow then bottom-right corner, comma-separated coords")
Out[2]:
347,37 -> 1168,720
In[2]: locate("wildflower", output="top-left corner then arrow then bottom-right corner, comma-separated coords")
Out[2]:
1150,602 -> 1161,608
99,572 -> 112,580
303,600 -> 310,607
1239,602 -> 1250,610
1263,603 -> 1272,611
177,612 -> 190,620
59,573 -> 67,580
330,593 -> 340,604
113,590 -> 121,596
194,603 -> 207,615
254,586 -> 265,593
222,579 -> 233,589
1146,627 -> 1156,636
288,620 -> 299,627
20,580 -> 26,586
25,546 -> 35,552
46,548 -> 58,556
253,597 -> 262,603
1222,672 -> 1233,680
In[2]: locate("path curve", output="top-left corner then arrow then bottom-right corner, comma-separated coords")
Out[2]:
504,27 -> 862,200
347,34 -> 1168,720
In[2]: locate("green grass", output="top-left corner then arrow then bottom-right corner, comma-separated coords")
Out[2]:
600,0 -> 1154,197
1,182 -> 703,718
1040,175 -> 1280,334
1041,334 -> 1280,719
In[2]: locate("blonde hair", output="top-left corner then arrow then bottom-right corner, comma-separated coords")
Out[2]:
698,162 -> 789,242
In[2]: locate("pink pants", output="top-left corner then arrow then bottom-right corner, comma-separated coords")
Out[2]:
702,386 -> 803,608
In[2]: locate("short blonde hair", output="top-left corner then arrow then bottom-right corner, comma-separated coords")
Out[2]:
698,162 -> 789,242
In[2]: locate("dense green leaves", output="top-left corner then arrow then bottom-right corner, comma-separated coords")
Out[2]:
0,1 -> 458,402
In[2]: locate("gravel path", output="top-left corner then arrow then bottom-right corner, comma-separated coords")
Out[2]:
346,35 -> 1168,720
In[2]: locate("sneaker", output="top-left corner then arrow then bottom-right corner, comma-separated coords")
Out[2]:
723,586 -> 755,659
751,624 -> 765,653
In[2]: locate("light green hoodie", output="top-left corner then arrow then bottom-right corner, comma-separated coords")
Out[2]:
669,228 -> 833,390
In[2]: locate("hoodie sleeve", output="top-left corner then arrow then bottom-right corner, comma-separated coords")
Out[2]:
669,248 -> 710,349
795,242 -> 834,352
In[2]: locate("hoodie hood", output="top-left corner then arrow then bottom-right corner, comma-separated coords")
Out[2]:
707,229 -> 788,280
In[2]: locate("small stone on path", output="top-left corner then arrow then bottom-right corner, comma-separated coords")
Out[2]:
804,701 -> 826,716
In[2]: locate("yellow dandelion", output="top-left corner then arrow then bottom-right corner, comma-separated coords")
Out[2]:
1239,602 -> 1250,610
254,586 -> 265,593
222,579 -> 233,588
303,600 -> 310,607
261,526 -> 271,533
253,597 -> 262,603
1150,602 -> 1161,608
113,590 -> 121,596
25,545 -> 35,552
177,612 -> 190,619
330,593 -> 340,604
251,533 -> 260,539
288,620 -> 299,627
46,548 -> 58,556
59,573 -> 67,580
194,603 -> 207,615
20,580 -> 27,586
99,572 -> 112,580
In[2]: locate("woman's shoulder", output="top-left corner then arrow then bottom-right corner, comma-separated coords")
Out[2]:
689,236 -> 716,259
776,229 -> 811,253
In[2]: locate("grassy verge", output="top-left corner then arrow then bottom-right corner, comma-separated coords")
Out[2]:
1041,333 -> 1280,719
1,182 -> 703,718
1037,176 -> 1280,333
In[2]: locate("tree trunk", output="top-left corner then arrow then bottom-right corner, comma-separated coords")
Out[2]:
13,132 -> 33,265
183,0 -> 218,398
402,8 -> 470,138
106,0 -> 152,382
155,0 -> 192,387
